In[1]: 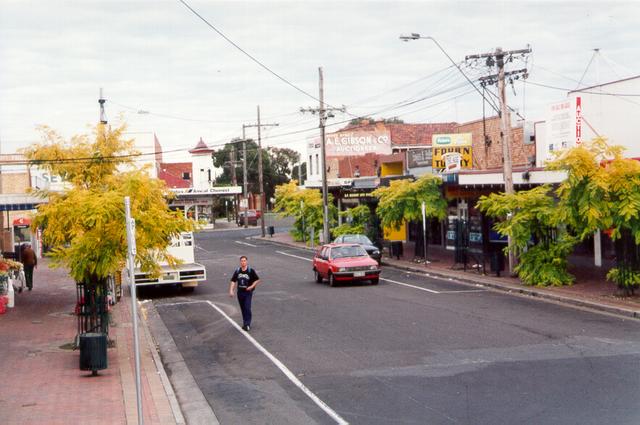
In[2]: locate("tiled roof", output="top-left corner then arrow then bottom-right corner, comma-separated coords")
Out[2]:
189,137 -> 214,154
158,162 -> 192,188
337,121 -> 457,146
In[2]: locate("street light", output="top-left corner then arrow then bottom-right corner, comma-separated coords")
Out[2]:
399,33 -> 499,114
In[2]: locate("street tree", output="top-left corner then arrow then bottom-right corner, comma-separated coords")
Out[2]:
547,138 -> 640,294
372,174 -> 447,231
24,124 -> 194,285
274,181 -> 336,243
332,205 -> 372,239
477,186 -> 576,286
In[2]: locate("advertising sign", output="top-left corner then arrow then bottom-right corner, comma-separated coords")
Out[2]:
170,186 -> 242,195
432,133 -> 473,173
544,96 -> 582,161
324,130 -> 392,157
408,148 -> 433,169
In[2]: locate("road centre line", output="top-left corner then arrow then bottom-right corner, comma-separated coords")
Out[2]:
158,299 -> 348,424
276,250 -> 312,261
379,278 -> 441,293
235,240 -> 257,247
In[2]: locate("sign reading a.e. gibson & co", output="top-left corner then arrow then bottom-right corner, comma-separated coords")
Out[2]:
324,130 -> 392,157
431,133 -> 473,173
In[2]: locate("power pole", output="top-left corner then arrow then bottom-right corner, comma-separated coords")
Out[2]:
466,46 -> 531,275
230,147 -> 238,223
99,88 -> 107,125
242,108 -> 278,237
241,126 -> 249,229
300,67 -> 345,244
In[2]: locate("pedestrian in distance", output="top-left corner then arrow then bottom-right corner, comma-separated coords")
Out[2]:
21,243 -> 37,291
229,255 -> 261,331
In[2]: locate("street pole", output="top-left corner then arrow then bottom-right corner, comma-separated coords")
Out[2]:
124,197 -> 143,425
496,48 -> 516,275
241,126 -> 249,229
230,148 -> 238,224
465,45 -> 531,276
257,105 -> 266,237
301,199 -> 306,244
319,67 -> 330,244
422,201 -> 428,265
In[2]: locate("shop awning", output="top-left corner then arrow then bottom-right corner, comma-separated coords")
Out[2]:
0,194 -> 47,211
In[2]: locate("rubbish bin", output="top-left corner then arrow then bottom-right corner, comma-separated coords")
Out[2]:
390,241 -> 403,260
79,332 -> 108,375
267,226 -> 275,237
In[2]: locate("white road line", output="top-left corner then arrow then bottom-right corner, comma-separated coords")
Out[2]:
206,300 -> 349,425
379,278 -> 441,294
276,250 -> 312,261
156,299 -> 348,424
438,289 -> 486,294
235,240 -> 257,247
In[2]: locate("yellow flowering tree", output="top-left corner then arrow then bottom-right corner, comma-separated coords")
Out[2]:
24,124 -> 194,285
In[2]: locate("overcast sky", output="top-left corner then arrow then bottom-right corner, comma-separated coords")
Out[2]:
1,0 -> 638,164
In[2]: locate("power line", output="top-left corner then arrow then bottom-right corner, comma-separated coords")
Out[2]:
524,80 -> 640,96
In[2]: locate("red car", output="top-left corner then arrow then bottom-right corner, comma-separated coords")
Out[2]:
312,243 -> 381,287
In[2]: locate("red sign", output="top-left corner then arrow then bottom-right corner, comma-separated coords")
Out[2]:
13,217 -> 31,227
575,96 -> 582,145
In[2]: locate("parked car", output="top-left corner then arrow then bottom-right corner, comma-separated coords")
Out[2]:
333,234 -> 382,263
312,243 -> 381,286
238,209 -> 260,226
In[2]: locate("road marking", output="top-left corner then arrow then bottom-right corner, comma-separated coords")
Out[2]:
276,250 -> 312,261
235,240 -> 257,247
437,289 -> 486,294
379,278 -> 441,294
156,299 -> 348,424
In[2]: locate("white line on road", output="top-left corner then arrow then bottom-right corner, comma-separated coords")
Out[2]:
235,240 -> 257,247
379,277 -> 441,294
158,299 -> 348,424
276,250 -> 312,261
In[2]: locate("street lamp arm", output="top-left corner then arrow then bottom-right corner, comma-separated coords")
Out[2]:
399,33 -> 500,114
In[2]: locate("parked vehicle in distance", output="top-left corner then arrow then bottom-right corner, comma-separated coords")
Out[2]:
333,234 -> 382,263
312,243 -> 381,286
238,209 -> 260,226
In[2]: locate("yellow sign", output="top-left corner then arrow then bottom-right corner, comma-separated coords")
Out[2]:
432,133 -> 473,172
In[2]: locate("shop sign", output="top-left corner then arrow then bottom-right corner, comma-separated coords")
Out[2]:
324,130 -> 392,157
544,96 -> 582,161
171,186 -> 242,195
408,148 -> 432,168
170,197 -> 214,206
432,133 -> 472,172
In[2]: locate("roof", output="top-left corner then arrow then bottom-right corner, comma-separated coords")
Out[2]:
568,74 -> 640,94
158,162 -> 192,188
188,137 -> 214,154
338,121 -> 457,147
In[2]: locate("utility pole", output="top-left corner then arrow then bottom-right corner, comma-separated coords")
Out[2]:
300,67 -> 345,244
241,126 -> 249,229
466,46 -> 531,275
242,108 -> 278,237
229,147 -> 238,223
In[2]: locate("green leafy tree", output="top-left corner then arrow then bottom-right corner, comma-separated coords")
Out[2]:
372,174 -> 446,231
477,186 -> 576,286
23,124 -> 194,284
332,205 -> 372,239
547,138 -> 640,294
273,181 -> 336,243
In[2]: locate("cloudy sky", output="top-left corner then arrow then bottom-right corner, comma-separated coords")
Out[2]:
1,1 -> 638,163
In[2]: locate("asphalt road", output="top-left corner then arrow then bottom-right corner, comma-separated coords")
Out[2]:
149,228 -> 640,425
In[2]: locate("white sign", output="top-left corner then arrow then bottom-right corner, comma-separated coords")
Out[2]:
170,186 -> 242,195
545,97 -> 582,162
442,152 -> 462,173
324,130 -> 392,157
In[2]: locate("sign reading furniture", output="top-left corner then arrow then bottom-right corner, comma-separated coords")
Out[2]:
432,133 -> 473,173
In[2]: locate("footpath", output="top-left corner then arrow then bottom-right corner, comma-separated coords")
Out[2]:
260,231 -> 640,320
0,258 -> 183,425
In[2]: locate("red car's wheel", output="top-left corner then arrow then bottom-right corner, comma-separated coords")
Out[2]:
314,270 -> 323,283
328,273 -> 336,287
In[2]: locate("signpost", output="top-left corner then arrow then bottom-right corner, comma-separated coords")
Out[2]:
422,201 -> 429,265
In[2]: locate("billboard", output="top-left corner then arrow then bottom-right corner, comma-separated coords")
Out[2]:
324,130 -> 392,157
544,96 -> 582,162
408,148 -> 433,169
432,133 -> 473,173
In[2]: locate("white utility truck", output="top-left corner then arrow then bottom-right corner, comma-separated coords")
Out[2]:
132,232 -> 206,291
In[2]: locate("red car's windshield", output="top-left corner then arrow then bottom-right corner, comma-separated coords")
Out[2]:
332,246 -> 367,258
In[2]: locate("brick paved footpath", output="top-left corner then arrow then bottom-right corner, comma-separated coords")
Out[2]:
0,259 -> 181,425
